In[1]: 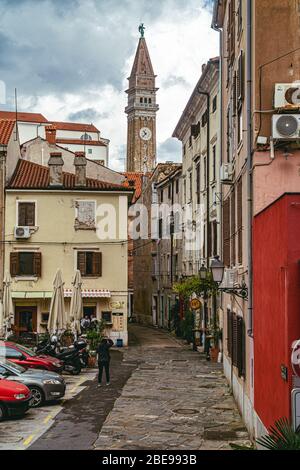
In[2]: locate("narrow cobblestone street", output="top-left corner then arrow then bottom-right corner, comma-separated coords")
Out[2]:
94,324 -> 250,450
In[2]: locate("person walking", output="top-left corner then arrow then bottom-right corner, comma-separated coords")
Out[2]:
97,337 -> 114,386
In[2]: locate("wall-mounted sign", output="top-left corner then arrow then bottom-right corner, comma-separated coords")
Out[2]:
291,339 -> 300,378
109,301 -> 125,310
190,299 -> 201,311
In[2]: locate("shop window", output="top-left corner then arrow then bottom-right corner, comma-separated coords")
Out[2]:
102,311 -> 112,323
77,251 -> 102,277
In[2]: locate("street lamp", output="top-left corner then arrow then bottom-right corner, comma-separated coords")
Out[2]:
210,256 -> 248,300
199,263 -> 207,280
210,256 -> 224,284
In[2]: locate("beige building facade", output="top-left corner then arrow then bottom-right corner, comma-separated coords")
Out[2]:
4,155 -> 132,345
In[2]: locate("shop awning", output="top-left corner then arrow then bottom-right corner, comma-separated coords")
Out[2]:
12,289 -> 111,299
12,291 -> 53,299
64,289 -> 111,298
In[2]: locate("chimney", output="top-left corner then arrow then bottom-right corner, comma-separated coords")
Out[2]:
48,152 -> 64,187
45,125 -> 57,145
74,152 -> 87,187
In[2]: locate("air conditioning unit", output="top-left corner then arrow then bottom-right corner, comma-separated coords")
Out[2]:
272,114 -> 300,140
274,83 -> 300,109
14,226 -> 31,239
220,163 -> 234,184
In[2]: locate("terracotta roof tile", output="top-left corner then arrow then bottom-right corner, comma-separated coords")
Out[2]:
56,138 -> 107,147
122,171 -> 144,203
9,159 -> 134,193
0,111 -> 48,123
51,121 -> 99,133
0,120 -> 15,145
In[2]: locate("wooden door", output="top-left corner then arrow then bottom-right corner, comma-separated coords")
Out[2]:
15,307 -> 37,334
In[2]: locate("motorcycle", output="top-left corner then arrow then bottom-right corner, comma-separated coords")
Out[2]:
36,337 -> 82,375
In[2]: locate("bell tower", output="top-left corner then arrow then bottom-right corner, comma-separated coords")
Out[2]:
125,25 -> 159,173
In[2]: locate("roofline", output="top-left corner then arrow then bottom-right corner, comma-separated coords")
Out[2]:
6,188 -> 134,194
172,57 -> 220,140
156,166 -> 182,188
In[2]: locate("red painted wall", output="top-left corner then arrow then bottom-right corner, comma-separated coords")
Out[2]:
253,194 -> 300,429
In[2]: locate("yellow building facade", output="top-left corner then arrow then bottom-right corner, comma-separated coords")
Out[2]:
4,156 -> 132,345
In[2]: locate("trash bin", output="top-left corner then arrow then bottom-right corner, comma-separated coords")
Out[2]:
116,339 -> 123,348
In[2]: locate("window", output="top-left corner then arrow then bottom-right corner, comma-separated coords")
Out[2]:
152,254 -> 158,279
75,200 -> 96,230
10,252 -> 42,277
168,184 -> 172,200
88,149 -> 92,154
189,172 -> 193,202
238,108 -> 243,145
0,347 -> 23,359
77,251 -> 102,277
237,179 -> 243,264
149,98 -> 152,104
18,202 -> 35,226
212,96 -> 217,113
196,163 -> 201,205
231,189 -> 236,266
191,122 -> 200,139
212,145 -> 216,181
227,311 -> 246,378
140,97 -> 143,103
102,311 -> 112,323
175,179 -> 179,194
223,198 -> 230,267
80,133 -> 92,141
160,189 -> 164,203
201,110 -> 208,127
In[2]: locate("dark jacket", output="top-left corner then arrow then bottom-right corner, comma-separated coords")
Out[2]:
97,339 -> 114,363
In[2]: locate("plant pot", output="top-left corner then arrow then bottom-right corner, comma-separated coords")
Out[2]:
210,347 -> 220,362
88,355 -> 97,368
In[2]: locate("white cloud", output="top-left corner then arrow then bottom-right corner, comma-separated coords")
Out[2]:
4,0 -> 218,171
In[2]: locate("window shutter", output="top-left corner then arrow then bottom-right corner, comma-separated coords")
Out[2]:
77,252 -> 86,276
231,189 -> 236,266
213,220 -> 218,256
223,198 -> 230,266
232,314 -> 238,367
237,179 -> 243,264
227,309 -> 232,358
237,51 -> 244,106
18,202 -> 35,226
18,204 -> 26,226
33,252 -> 42,277
237,316 -> 246,377
10,252 -> 19,276
26,203 -> 35,226
92,252 -> 102,277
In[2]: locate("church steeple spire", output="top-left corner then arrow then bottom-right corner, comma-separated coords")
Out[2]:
125,26 -> 159,173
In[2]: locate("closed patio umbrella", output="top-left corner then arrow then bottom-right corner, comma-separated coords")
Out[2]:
2,273 -> 14,339
70,270 -> 83,339
48,269 -> 66,335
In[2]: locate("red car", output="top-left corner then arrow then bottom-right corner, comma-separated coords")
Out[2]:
0,378 -> 31,421
0,342 -> 64,373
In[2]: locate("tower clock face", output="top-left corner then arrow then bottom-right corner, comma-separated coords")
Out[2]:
140,127 -> 152,141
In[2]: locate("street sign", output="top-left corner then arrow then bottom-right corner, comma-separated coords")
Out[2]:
190,299 -> 201,311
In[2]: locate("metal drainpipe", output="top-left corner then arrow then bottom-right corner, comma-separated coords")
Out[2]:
246,0 -> 253,337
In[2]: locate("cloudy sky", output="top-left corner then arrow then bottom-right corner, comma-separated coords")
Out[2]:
0,0 -> 218,171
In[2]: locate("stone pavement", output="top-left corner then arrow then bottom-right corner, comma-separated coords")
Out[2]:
94,324 -> 251,450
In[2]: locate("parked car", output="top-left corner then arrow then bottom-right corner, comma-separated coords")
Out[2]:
0,359 -> 66,407
0,378 -> 31,421
0,342 -> 64,374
